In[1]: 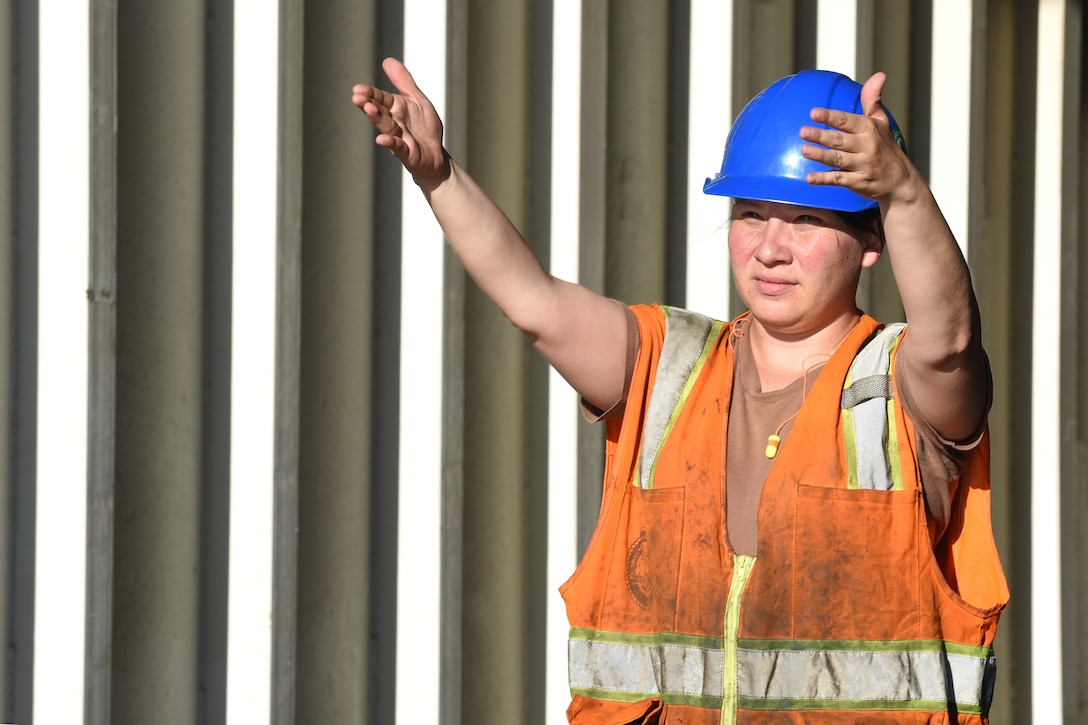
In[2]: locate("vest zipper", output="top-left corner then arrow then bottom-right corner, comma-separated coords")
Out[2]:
721,554 -> 756,725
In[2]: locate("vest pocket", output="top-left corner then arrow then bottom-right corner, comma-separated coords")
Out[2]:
620,485 -> 686,630
791,484 -> 921,640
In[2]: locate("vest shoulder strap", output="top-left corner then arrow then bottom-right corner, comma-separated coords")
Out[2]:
841,322 -> 907,490
638,307 -> 723,489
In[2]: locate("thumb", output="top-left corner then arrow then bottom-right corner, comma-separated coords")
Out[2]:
860,71 -> 888,120
382,57 -> 425,100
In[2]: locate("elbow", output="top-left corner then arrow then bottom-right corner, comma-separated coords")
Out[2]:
935,328 -> 982,372
903,308 -> 983,373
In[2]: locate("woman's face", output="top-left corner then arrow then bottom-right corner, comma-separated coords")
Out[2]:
728,199 -> 883,337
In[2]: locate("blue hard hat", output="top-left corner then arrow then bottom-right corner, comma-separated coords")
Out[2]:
703,69 -> 905,212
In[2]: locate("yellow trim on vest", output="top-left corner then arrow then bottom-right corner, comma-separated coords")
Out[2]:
721,554 -> 756,725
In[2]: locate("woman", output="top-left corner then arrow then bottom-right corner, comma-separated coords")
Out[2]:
354,59 -> 1007,724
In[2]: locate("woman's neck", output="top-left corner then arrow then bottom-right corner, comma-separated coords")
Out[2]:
744,311 -> 861,391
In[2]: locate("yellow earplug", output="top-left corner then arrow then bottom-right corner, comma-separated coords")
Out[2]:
764,434 -> 781,459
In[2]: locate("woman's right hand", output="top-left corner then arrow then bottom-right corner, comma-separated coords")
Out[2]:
352,57 -> 451,191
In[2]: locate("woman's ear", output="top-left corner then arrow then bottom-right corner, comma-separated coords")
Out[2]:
859,229 -> 885,269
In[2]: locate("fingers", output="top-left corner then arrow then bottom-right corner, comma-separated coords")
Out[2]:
350,56 -> 420,112
352,82 -> 397,114
351,91 -> 396,138
800,124 -> 842,148
807,71 -> 889,131
800,141 -> 849,174
808,105 -> 866,134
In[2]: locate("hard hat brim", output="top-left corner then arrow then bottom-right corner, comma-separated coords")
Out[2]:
703,173 -> 878,213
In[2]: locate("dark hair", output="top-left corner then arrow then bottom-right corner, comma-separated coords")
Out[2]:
838,207 -> 884,244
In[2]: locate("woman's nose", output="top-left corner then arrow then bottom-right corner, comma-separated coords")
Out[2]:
754,219 -> 791,265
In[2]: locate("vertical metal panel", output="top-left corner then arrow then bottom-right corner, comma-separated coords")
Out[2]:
1052,8 -> 1083,724
272,0 -> 303,720
523,6 -> 553,720
686,0 -> 734,320
34,1 -> 90,722
1031,2 -> 1067,722
112,0 -> 204,721
227,0 -> 280,720
442,0 -> 467,714
740,0 -> 795,95
547,1 -> 582,720
1072,5 -> 1087,716
461,0 -> 530,722
367,3 -> 405,722
198,1 -> 234,721
9,0 -> 38,720
0,1 -> 14,714
86,0 -> 117,722
604,0 -> 668,304
396,0 -> 448,720
295,0 -> 375,721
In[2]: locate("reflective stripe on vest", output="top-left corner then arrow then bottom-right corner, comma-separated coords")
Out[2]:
841,323 -> 907,491
637,307 -> 724,489
568,628 -> 997,715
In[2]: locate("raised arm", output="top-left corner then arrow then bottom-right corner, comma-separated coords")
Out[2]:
799,72 -> 989,442
353,57 -> 628,410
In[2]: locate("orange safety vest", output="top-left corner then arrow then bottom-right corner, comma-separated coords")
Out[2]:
561,305 -> 1008,725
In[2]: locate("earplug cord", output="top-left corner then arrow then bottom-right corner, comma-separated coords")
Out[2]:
764,353 -> 828,459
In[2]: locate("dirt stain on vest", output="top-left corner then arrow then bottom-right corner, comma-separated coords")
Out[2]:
626,529 -> 653,610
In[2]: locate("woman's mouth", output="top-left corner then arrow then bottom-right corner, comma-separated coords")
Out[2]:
754,276 -> 795,295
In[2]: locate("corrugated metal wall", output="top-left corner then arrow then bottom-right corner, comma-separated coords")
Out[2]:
0,0 -> 1084,723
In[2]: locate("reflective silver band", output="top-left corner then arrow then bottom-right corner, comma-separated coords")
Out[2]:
568,634 -> 996,714
842,323 -> 906,491
639,308 -> 718,489
737,646 -> 995,712
568,636 -> 725,703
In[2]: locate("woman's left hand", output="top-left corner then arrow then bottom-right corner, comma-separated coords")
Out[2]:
799,72 -> 921,208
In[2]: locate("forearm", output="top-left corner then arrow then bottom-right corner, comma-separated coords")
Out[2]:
420,160 -> 553,326
420,160 -> 628,408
